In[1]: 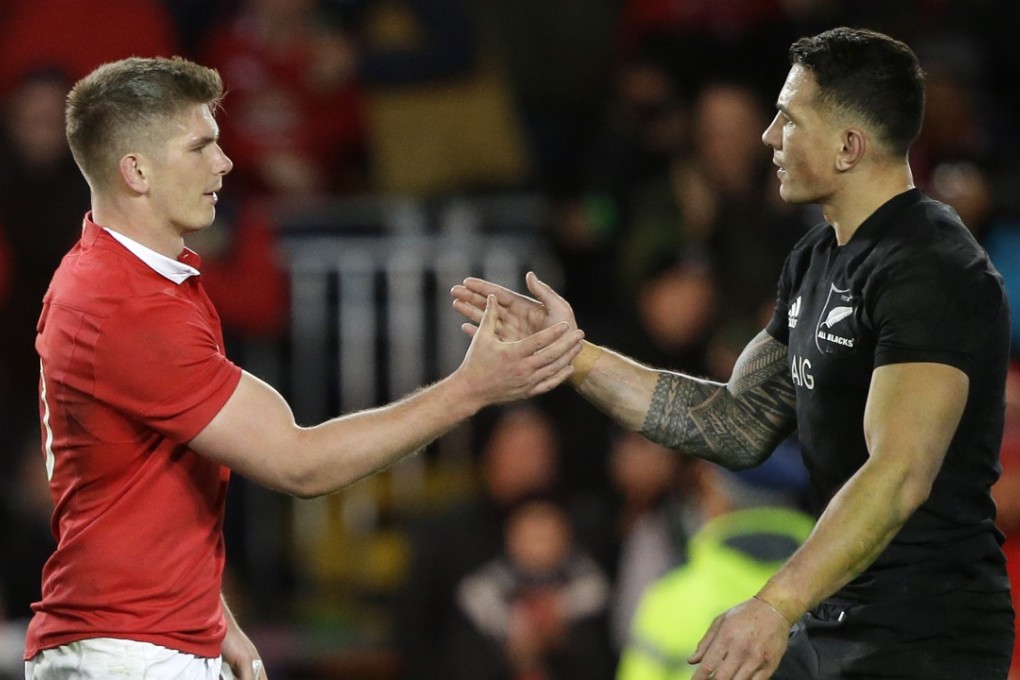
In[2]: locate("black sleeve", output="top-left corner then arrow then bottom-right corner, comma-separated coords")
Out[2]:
868,254 -> 1002,372
765,253 -> 795,345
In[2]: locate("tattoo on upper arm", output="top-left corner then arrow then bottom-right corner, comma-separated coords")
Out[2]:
640,331 -> 797,468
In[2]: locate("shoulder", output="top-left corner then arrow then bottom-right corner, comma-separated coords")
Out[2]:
42,245 -> 203,351
96,291 -> 219,362
894,196 -> 986,264
865,198 -> 1006,325
861,197 -> 995,290
47,236 -> 174,309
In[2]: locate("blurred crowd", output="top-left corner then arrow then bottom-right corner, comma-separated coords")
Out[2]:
2,0 -> 1020,678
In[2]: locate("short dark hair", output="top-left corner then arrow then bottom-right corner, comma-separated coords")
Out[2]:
789,27 -> 925,156
65,56 -> 224,190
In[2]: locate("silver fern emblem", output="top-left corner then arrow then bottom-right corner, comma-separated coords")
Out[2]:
822,306 -> 853,328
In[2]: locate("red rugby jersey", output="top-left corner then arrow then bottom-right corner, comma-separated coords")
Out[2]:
25,213 -> 242,659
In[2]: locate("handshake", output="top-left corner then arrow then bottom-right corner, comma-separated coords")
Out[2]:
447,271 -> 597,407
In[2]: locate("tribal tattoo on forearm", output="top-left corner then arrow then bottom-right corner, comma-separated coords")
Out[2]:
640,331 -> 797,469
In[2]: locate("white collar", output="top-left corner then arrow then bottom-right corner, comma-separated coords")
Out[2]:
104,228 -> 200,284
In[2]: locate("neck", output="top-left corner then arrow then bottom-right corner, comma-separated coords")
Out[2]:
91,194 -> 185,259
823,160 -> 914,245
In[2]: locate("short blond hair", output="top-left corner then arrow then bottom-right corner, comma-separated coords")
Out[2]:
65,56 -> 224,191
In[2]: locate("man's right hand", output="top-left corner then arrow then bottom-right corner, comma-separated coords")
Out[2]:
451,271 -> 578,342
454,293 -> 583,406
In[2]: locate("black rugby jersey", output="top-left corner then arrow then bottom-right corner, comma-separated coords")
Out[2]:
766,188 -> 1011,599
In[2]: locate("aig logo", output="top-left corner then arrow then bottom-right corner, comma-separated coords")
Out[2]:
790,354 -> 814,389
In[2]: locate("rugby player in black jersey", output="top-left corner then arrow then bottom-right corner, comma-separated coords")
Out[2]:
452,26 -> 1013,680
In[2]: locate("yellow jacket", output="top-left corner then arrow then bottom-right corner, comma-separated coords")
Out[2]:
617,507 -> 815,680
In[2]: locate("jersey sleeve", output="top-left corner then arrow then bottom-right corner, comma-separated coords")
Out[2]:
93,293 -> 243,443
765,254 -> 794,345
868,253 -> 1004,373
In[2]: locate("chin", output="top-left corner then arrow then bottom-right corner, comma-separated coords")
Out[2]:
778,184 -> 813,206
179,213 -> 217,235
196,207 -> 218,228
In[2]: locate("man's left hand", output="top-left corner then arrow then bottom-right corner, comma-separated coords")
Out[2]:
221,623 -> 267,679
688,597 -> 791,680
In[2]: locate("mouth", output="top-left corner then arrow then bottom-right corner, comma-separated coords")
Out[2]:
203,191 -> 219,204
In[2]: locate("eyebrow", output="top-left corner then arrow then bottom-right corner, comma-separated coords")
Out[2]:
188,134 -> 218,149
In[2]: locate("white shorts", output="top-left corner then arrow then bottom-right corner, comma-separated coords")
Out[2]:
25,638 -> 223,679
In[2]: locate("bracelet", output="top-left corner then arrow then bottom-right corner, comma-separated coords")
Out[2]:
753,593 -> 796,626
568,342 -> 603,387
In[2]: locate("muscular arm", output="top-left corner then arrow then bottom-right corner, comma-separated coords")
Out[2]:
756,361 -> 967,620
191,370 -> 478,499
687,361 -> 968,679
190,299 -> 582,498
575,330 -> 797,469
450,274 -> 795,468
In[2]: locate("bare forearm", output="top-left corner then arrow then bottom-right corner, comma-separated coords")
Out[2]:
193,371 -> 481,498
760,362 -> 967,621
570,343 -> 663,431
758,460 -> 923,621
293,377 -> 477,495
196,312 -> 582,497
574,332 -> 796,469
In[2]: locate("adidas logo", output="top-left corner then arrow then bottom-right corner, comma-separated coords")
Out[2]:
788,296 -> 802,328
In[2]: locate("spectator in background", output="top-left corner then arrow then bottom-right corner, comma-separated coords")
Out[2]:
0,0 -> 177,95
926,157 -> 1020,357
627,254 -> 718,376
0,433 -> 54,623
396,405 -> 564,680
616,459 -> 814,680
396,403 -> 617,680
909,55 -> 994,189
0,69 -> 89,453
614,80 -> 811,329
452,494 -> 614,680
554,57 -> 690,329
201,0 -> 367,198
606,430 -> 693,651
0,434 -> 53,679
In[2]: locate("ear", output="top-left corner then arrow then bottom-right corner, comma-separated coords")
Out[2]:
835,127 -> 866,172
118,153 -> 150,194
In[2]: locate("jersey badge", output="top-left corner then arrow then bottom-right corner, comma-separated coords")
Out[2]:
815,284 -> 856,353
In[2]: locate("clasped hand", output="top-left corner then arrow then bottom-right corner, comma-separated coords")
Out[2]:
456,284 -> 583,403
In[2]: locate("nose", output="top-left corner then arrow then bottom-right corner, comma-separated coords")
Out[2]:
215,144 -> 233,175
762,112 -> 781,149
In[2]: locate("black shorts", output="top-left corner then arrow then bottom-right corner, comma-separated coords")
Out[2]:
774,589 -> 1014,679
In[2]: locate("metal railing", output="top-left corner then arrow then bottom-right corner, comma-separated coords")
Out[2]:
238,193 -> 561,598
